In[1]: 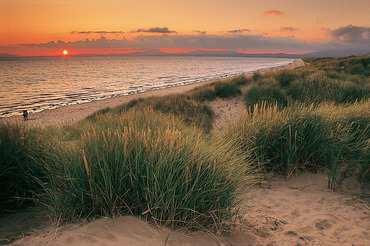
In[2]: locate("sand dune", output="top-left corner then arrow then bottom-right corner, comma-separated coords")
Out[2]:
8,173 -> 368,246
4,59 -> 369,245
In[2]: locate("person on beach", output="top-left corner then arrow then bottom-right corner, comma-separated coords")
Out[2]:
23,110 -> 29,121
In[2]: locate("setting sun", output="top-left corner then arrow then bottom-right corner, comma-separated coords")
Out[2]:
62,50 -> 68,55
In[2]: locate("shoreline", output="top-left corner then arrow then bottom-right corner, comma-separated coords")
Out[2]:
0,59 -> 304,127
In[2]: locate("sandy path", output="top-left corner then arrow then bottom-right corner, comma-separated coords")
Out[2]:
209,59 -> 305,132
209,84 -> 251,132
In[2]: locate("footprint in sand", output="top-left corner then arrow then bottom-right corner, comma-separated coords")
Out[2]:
315,219 -> 333,230
291,208 -> 300,217
263,216 -> 286,231
285,230 -> 298,236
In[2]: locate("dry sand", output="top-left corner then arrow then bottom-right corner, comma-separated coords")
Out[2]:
3,59 -> 369,245
241,173 -> 369,245
209,84 -> 250,132
6,173 -> 369,246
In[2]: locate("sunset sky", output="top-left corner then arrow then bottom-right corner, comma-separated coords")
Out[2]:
1,0 -> 369,56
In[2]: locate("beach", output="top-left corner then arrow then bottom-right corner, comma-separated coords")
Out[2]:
0,60 -> 303,128
2,58 -> 369,246
0,77 -> 221,127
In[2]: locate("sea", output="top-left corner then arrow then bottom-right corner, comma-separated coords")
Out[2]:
0,56 -> 295,118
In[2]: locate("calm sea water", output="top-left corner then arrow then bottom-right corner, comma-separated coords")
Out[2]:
0,56 -> 294,117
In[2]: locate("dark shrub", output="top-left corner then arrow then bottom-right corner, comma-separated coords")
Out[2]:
245,81 -> 287,108
252,72 -> 261,81
215,82 -> 242,98
0,124 -> 46,212
275,70 -> 297,87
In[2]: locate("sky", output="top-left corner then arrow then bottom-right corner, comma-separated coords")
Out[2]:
0,0 -> 369,56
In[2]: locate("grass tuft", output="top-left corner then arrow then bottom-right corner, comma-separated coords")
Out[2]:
214,82 -> 242,98
35,108 -> 258,230
223,101 -> 369,189
245,56 -> 369,109
245,78 -> 288,109
0,124 -> 46,212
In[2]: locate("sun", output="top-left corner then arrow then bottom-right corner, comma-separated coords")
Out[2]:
62,50 -> 68,55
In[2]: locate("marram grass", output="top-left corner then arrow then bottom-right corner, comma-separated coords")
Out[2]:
36,108 -> 258,230
240,56 -> 369,189
87,75 -> 251,133
244,56 -> 369,109
223,100 -> 369,189
87,95 -> 214,132
0,123 -> 46,212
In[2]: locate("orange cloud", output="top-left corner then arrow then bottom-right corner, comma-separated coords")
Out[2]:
135,27 -> 176,34
261,10 -> 285,18
227,29 -> 250,34
71,31 -> 124,35
280,27 -> 298,32
194,30 -> 207,35
5,24 -> 369,57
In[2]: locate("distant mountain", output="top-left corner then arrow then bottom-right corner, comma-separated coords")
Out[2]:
85,49 -> 369,58
178,50 -> 244,56
176,50 -> 302,58
3,49 -> 368,59
302,49 -> 370,58
127,49 -> 170,56
238,53 -> 302,58
80,50 -> 302,58
76,49 -> 171,57
0,53 -> 20,58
